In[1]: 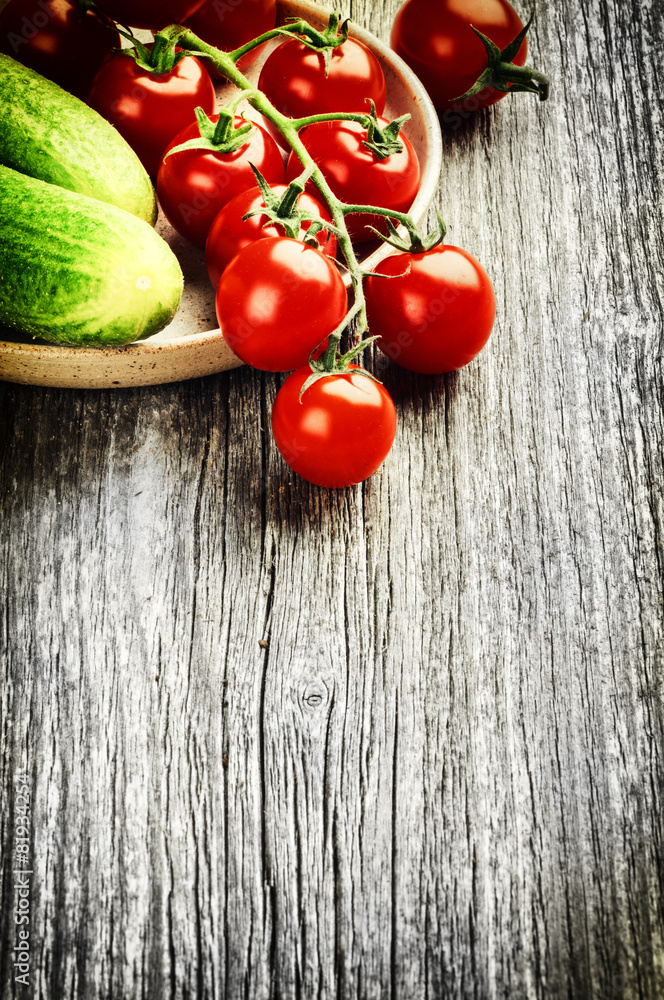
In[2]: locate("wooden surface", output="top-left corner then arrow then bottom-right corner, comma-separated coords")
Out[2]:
1,0 -> 663,997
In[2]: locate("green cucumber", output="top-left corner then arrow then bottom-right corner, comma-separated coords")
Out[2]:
0,166 -> 183,347
0,54 -> 157,226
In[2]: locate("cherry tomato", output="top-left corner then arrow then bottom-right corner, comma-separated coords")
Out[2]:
216,237 -> 347,372
185,0 -> 277,73
205,184 -> 337,288
390,0 -> 527,112
287,118 -> 420,243
157,116 -> 286,246
364,245 -> 496,374
271,365 -> 397,487
0,0 -> 119,100
94,0 -> 207,30
88,50 -> 215,178
259,36 -> 386,120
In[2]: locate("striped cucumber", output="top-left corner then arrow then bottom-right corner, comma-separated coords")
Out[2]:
0,165 -> 183,347
0,53 -> 157,225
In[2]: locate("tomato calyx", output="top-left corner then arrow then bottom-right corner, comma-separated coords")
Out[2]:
454,15 -> 549,104
114,23 -> 192,75
290,102 -> 410,161
164,100 -> 257,158
279,11 -> 350,75
359,101 -> 409,160
367,211 -> 448,256
243,165 -> 340,247
300,336 -> 382,400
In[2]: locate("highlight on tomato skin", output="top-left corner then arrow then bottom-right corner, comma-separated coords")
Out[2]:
215,237 -> 348,373
364,245 -> 496,375
390,0 -> 528,112
258,35 -> 387,120
271,365 -> 397,488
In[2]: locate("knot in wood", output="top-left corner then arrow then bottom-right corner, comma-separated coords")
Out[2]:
301,680 -> 330,712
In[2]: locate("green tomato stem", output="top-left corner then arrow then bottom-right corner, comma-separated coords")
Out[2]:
226,26 -> 291,62
225,17 -> 333,64
498,63 -> 550,96
288,111 -> 371,130
338,205 -> 413,224
180,27 -> 415,375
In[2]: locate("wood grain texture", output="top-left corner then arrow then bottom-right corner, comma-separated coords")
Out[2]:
1,1 -> 663,998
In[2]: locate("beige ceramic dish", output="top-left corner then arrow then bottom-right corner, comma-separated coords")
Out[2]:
0,0 -> 442,389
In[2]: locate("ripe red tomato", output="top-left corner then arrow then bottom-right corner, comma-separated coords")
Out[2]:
0,0 -> 119,99
259,36 -> 386,120
94,0 -> 207,30
286,118 -> 420,243
364,245 -> 496,374
157,116 -> 286,246
185,0 -> 277,73
390,0 -> 527,112
205,184 -> 337,287
88,51 -> 215,178
216,237 -> 347,372
271,365 -> 397,487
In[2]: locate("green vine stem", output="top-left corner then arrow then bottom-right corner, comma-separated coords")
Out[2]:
226,12 -> 349,66
179,20 -> 425,377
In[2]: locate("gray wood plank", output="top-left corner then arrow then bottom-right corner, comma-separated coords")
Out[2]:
1,0 -> 663,997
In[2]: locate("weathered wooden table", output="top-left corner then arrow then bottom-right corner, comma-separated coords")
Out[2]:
1,1 -> 663,997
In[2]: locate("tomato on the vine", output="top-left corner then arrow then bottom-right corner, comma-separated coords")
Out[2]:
88,49 -> 215,177
259,36 -> 386,120
94,0 -> 206,30
157,116 -> 286,246
391,0 -> 530,112
0,0 -> 119,100
205,184 -> 337,288
286,117 -> 420,243
271,365 -> 397,488
185,0 -> 277,72
364,245 -> 496,374
216,237 -> 347,372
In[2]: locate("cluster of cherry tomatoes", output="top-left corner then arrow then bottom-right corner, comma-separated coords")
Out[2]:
0,0 -> 545,488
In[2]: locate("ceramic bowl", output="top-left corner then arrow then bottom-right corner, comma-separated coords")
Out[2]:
0,0 -> 442,388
